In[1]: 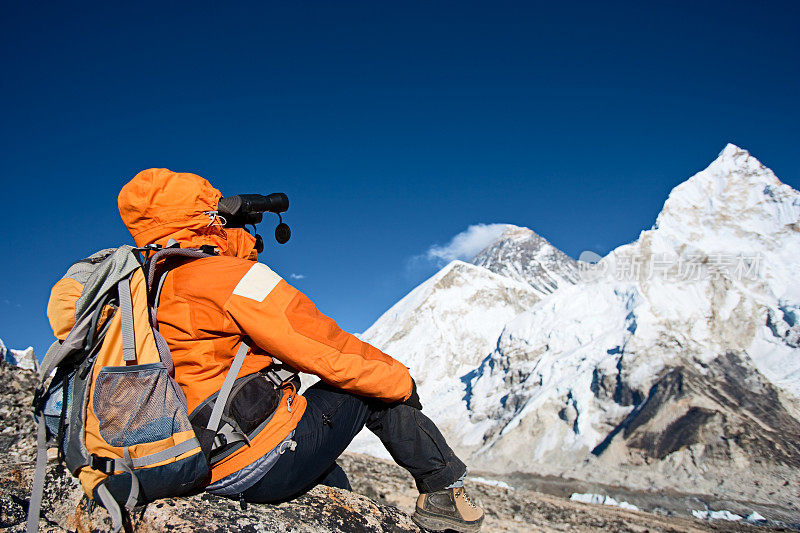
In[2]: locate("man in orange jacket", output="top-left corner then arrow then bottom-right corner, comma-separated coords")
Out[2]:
115,168 -> 484,532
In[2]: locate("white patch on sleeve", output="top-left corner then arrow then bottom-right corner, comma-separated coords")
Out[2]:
232,263 -> 282,302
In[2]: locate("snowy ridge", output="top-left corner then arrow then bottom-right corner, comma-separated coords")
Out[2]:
349,260 -> 542,457
361,260 -> 541,384
465,282 -> 644,462
0,338 -> 37,372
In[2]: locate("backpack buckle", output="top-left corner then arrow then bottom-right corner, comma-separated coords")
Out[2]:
90,454 -> 116,474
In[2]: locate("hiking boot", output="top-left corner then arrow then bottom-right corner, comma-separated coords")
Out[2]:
412,486 -> 484,532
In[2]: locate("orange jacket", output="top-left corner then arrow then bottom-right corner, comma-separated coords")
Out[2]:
50,168 -> 413,484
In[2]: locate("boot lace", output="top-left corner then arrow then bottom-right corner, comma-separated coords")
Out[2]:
455,487 -> 477,509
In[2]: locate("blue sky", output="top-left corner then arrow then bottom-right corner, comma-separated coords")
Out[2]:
1,1 -> 798,355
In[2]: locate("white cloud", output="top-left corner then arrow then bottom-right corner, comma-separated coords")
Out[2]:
290,273 -> 306,280
426,224 -> 510,264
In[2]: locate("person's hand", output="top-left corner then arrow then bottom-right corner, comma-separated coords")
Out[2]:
403,378 -> 423,410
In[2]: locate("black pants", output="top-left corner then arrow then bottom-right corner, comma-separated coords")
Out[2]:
242,382 -> 467,503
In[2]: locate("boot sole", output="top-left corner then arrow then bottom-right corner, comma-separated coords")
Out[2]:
411,509 -> 484,533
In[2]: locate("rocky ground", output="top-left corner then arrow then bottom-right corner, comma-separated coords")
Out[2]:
3,452 -> 793,533
1,357 -> 38,464
339,453 -> 798,533
1,360 -> 796,532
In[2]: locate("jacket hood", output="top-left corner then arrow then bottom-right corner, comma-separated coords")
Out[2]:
119,168 -> 256,258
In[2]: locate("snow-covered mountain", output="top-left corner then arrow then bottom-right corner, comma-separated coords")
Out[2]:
0,338 -> 37,372
350,145 -> 800,509
348,225 -> 579,456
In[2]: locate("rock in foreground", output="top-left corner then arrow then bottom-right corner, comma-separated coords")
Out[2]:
0,459 -> 417,532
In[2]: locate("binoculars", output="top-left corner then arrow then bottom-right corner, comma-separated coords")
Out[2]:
217,193 -> 291,248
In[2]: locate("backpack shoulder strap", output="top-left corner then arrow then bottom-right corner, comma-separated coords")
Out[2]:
142,247 -> 215,376
74,246 -> 141,320
206,341 -> 250,437
117,277 -> 137,362
144,247 -> 214,323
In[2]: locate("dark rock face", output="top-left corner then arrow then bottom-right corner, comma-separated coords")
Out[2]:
591,353 -> 646,408
766,307 -> 800,348
593,352 -> 800,467
644,406 -> 717,460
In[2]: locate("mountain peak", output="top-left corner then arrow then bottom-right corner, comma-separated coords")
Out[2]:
652,145 -> 800,253
485,225 -> 538,247
718,142 -> 745,159
711,143 -> 768,178
470,225 -> 578,294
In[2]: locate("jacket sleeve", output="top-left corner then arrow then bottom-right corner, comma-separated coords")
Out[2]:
224,263 -> 413,402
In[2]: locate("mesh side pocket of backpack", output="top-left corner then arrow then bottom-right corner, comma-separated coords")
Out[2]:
43,372 -> 74,438
94,363 -> 193,447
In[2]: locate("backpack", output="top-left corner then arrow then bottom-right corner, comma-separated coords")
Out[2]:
26,245 -> 260,533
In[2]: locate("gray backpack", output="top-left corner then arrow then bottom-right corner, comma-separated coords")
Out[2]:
27,245 -> 279,532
